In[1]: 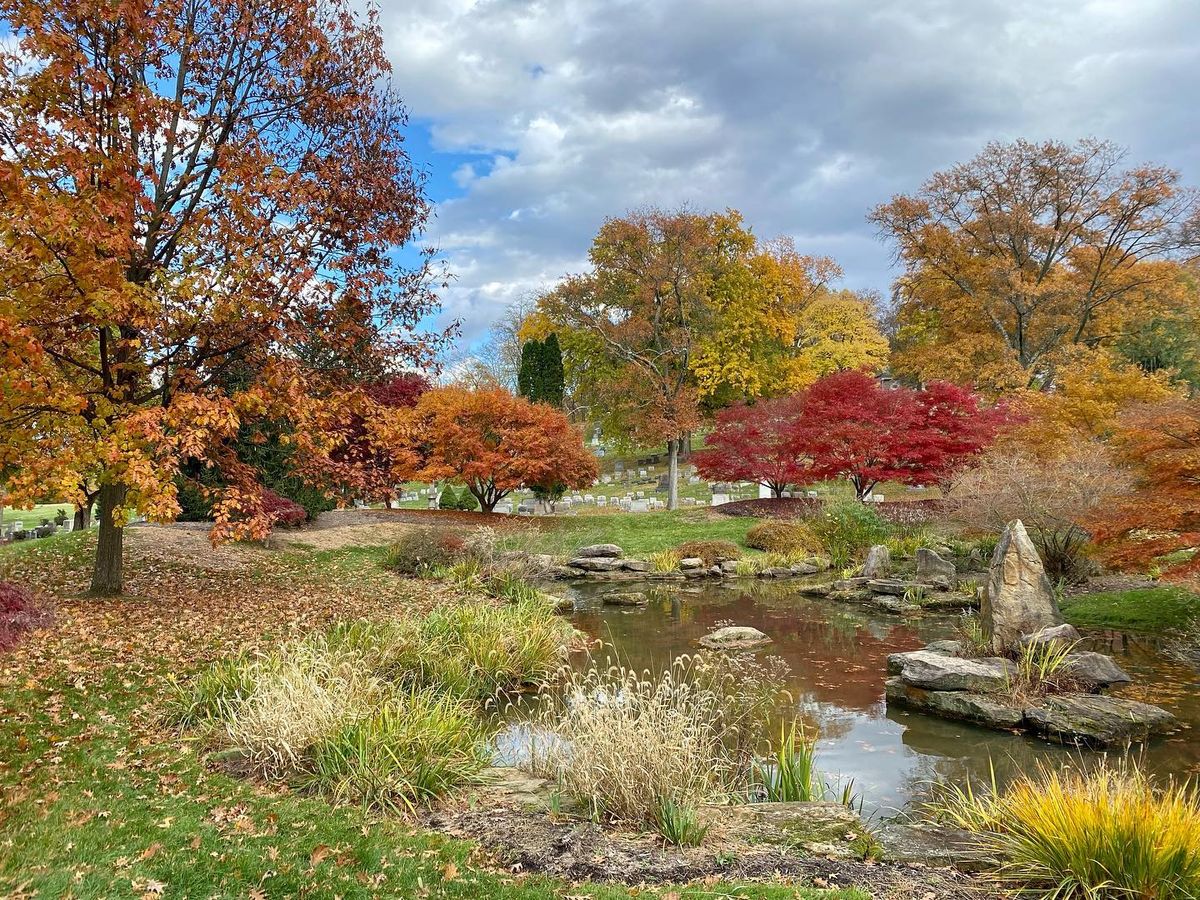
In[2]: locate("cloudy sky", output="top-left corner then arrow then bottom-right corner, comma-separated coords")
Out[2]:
377,0 -> 1200,352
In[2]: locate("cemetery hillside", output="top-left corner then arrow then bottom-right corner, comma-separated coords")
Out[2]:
3,3 -> 1200,900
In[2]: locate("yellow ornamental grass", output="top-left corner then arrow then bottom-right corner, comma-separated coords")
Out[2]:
935,762 -> 1200,899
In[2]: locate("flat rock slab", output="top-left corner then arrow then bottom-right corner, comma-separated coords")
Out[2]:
886,678 -> 1026,728
877,822 -> 990,873
698,625 -> 772,650
867,578 -> 910,596
706,801 -> 868,858
568,556 -> 625,572
575,543 -> 624,559
679,557 -> 705,570
620,559 -> 650,572
1024,694 -> 1177,747
888,649 -> 1017,693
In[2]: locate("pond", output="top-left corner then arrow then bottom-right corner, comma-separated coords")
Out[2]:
502,577 -> 1200,820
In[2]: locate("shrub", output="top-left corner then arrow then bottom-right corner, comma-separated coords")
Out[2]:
745,521 -> 821,554
809,501 -> 889,568
440,485 -> 480,511
676,539 -> 742,565
948,444 -> 1129,583
0,581 -> 52,652
385,527 -> 468,574
929,762 -> 1200,899
262,487 -> 307,528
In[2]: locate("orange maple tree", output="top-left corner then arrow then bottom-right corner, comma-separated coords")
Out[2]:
1087,400 -> 1200,582
410,386 -> 598,512
0,0 -> 445,592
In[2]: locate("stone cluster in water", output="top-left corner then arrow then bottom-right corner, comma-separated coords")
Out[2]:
885,520 -> 1178,748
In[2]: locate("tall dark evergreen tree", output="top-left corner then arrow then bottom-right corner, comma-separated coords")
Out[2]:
541,333 -> 565,407
517,335 -> 566,406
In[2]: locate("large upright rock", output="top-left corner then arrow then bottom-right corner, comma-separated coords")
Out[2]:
981,520 -> 1063,653
861,545 -> 891,578
916,548 -> 956,588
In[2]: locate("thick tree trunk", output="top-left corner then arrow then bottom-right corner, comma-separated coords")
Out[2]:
90,482 -> 127,595
73,503 -> 91,530
667,438 -> 680,510
680,431 -> 693,461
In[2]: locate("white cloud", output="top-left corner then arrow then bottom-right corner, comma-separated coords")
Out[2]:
377,0 -> 1200,347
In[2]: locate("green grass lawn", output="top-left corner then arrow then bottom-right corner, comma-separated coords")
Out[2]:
1062,586 -> 1200,632
2,502 -> 75,526
496,509 -> 765,558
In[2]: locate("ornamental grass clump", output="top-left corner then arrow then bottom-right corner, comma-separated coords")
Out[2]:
744,521 -> 821,555
929,761 -> 1200,900
523,653 -> 790,836
171,597 -> 572,809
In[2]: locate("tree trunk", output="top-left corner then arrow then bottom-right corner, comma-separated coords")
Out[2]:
667,438 -> 680,510
73,503 -> 91,530
680,431 -> 693,461
90,482 -> 127,595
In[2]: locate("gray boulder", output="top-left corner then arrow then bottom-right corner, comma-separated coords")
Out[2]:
575,543 -> 623,559
861,545 -> 891,578
698,625 -> 772,650
874,596 -> 921,615
678,556 -> 704,570
885,678 -> 1025,728
789,562 -> 820,575
620,559 -> 650,572
924,639 -> 965,656
1019,623 -> 1082,649
719,559 -> 739,574
1024,694 -> 1176,747
889,649 -> 1016,693
916,548 -> 957,587
567,556 -> 624,572
1062,651 -> 1132,690
602,591 -> 650,607
981,520 -> 1063,653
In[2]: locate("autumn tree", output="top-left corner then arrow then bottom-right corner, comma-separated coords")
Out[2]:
1087,400 -> 1200,582
0,0 -> 444,593
410,386 -> 598,512
1011,349 -> 1181,452
872,139 -> 1200,393
691,242 -> 888,400
795,370 -> 1009,500
537,209 -> 729,508
692,395 -> 808,497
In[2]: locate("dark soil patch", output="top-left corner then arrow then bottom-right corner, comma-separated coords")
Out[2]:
425,790 -> 990,899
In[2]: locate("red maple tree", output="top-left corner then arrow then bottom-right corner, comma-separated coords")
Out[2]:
692,395 -> 809,497
794,371 -> 1008,500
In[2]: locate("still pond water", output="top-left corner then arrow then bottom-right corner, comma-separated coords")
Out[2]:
516,578 -> 1200,819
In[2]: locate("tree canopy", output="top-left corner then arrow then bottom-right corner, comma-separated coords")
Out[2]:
0,0 -> 445,592
872,138 -> 1200,393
